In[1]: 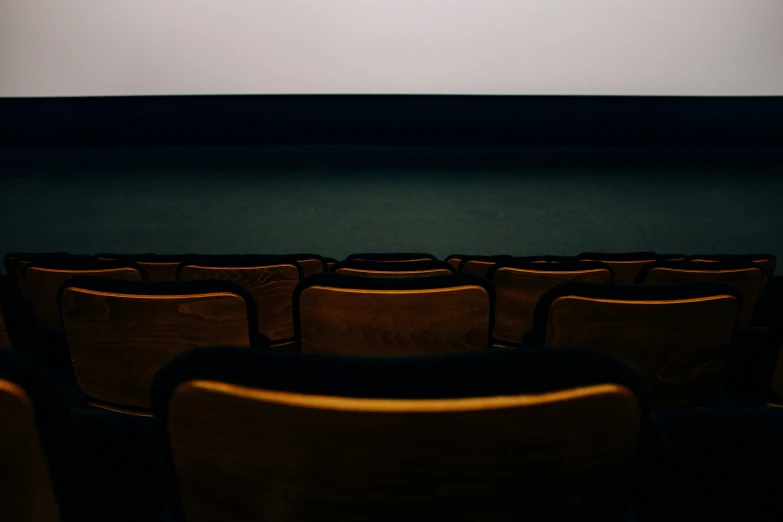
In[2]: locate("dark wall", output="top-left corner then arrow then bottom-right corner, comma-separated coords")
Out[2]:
2,95 -> 782,148
1,146 -> 781,270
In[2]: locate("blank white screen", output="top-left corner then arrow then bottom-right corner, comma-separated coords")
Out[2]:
2,0 -> 782,97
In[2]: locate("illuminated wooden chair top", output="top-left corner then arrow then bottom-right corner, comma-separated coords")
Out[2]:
59,277 -> 259,414
23,260 -> 147,332
178,255 -> 304,343
331,259 -> 455,278
346,252 -> 438,264
0,350 -> 92,522
576,252 -> 662,285
688,254 -> 776,293
152,346 -> 649,522
95,253 -> 196,281
294,273 -> 494,356
638,261 -> 764,329
457,255 -> 515,277
529,282 -> 742,408
487,261 -> 613,345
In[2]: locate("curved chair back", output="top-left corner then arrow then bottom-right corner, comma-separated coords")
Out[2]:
488,261 -> 613,345
688,254 -> 776,293
322,257 -> 338,272
59,278 -> 258,413
332,259 -> 455,278
284,254 -> 326,277
294,273 -> 494,356
4,252 -> 70,284
531,282 -> 741,408
23,260 -> 147,331
96,253 -> 194,281
153,347 -> 649,522
577,252 -> 661,285
639,261 -> 763,328
178,255 -> 303,343
0,351 -> 92,522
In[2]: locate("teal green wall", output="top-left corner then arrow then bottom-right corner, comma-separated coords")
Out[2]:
1,146 -> 781,271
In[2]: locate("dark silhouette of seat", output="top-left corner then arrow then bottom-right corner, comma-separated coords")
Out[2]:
332,259 -> 455,278
638,261 -> 763,328
178,255 -> 303,343
294,273 -> 494,356
323,257 -> 338,272
529,282 -> 741,408
152,346 -> 651,522
577,252 -> 661,285
58,278 -> 259,414
0,350 -> 93,522
95,253 -> 194,281
457,255 -> 515,277
488,261 -> 613,345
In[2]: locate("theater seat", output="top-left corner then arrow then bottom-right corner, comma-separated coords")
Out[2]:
0,351 -> 92,522
332,259 -> 455,277
3,252 -> 70,285
488,261 -> 613,346
23,260 -> 147,332
59,277 -> 260,414
529,282 -> 741,408
577,252 -> 661,285
688,254 -> 776,294
638,261 -> 764,328
285,254 -> 326,278
294,273 -> 494,356
178,255 -> 303,344
152,346 -> 650,522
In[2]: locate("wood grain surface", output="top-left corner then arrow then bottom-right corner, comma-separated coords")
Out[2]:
180,264 -> 300,341
493,267 -> 611,344
60,288 -> 252,409
545,295 -> 739,408
0,380 -> 61,522
298,286 -> 491,355
643,267 -> 762,328
168,380 -> 639,522
297,259 -> 325,278
24,267 -> 143,331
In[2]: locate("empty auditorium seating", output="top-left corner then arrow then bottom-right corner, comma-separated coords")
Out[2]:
576,252 -> 661,285
178,255 -> 303,344
528,282 -> 742,408
152,347 -> 650,522
8,254 -> 97,298
294,273 -> 494,355
0,350 -> 92,522
96,253 -> 194,281
59,277 -> 261,414
346,252 -> 438,263
638,261 -> 764,328
488,261 -> 613,345
331,259 -> 455,277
